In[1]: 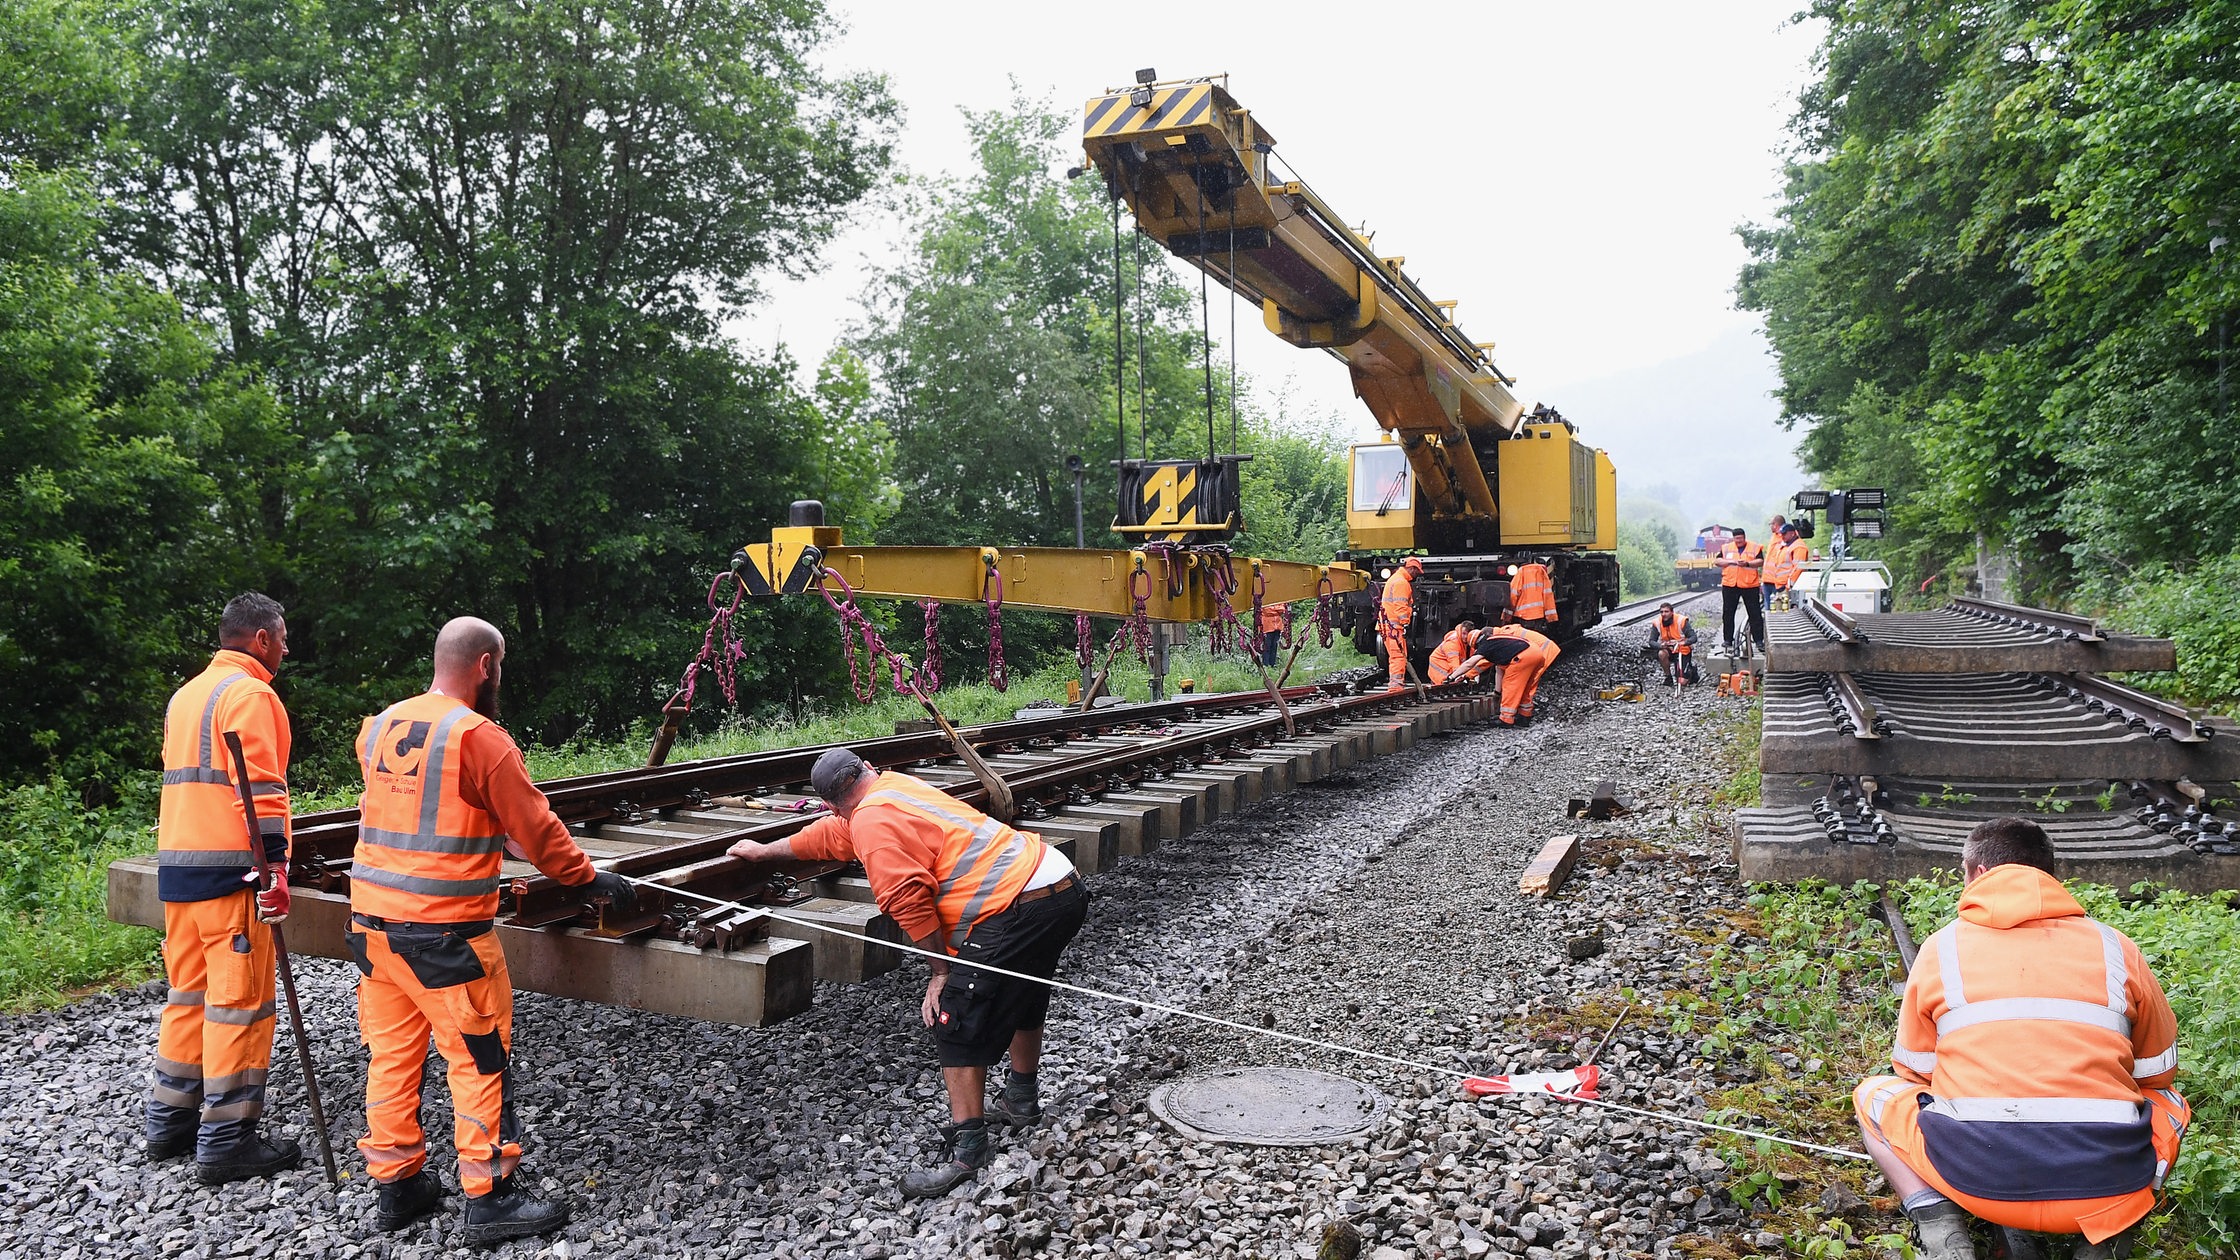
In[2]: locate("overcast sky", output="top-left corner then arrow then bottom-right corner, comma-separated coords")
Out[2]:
736,1 -> 1825,520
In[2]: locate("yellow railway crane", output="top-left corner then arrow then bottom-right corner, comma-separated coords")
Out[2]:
1081,71 -> 1621,665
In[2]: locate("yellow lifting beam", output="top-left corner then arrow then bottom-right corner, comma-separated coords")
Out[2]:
734,524 -> 1363,622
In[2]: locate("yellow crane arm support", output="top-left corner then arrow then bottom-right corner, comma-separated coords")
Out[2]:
1083,76 -> 1522,523
736,525 -> 1364,622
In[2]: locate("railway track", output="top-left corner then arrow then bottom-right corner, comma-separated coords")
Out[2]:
109,674 -> 1510,1026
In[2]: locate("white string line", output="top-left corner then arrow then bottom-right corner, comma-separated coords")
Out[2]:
616,875 -> 1873,1162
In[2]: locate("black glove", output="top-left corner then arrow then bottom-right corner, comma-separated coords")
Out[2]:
582,869 -> 639,914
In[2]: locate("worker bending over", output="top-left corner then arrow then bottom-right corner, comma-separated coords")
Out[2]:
1717,527 -> 1768,654
1647,603 -> 1696,685
1766,523 -> 1812,610
1470,612 -> 1560,726
1854,818 -> 2187,1260
1426,619 -> 1479,684
348,617 -> 638,1242
1379,556 -> 1422,689
728,749 -> 1089,1199
144,593 -> 301,1183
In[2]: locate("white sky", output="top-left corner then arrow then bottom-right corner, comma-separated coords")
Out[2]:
737,1 -> 1823,468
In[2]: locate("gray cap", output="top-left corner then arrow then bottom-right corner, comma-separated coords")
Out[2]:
810,747 -> 869,801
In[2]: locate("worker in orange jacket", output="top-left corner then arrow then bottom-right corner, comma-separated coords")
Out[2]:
1426,619 -> 1479,684
145,592 -> 301,1183
1854,818 -> 2188,1260
1256,600 -> 1287,669
347,617 -> 638,1243
1379,556 -> 1423,689
1648,604 -> 1696,685
1508,561 -> 1555,627
729,748 -> 1088,1200
1469,612 -> 1561,726
1765,523 -> 1812,610
1717,527 -> 1768,653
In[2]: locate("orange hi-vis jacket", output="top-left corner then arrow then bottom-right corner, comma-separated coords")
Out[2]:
353,692 -> 595,923
1427,626 -> 1475,683
1890,865 -> 2180,1202
1655,613 -> 1693,651
158,650 -> 293,902
1256,602 -> 1287,635
791,771 -> 1047,951
1379,567 -> 1416,633
1509,563 -> 1554,622
1719,539 -> 1766,589
1766,539 -> 1811,587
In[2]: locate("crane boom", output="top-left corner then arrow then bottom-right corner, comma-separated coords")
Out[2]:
1083,75 -> 1523,525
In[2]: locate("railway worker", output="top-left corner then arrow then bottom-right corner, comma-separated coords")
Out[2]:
347,616 -> 638,1243
1256,600 -> 1286,668
1379,556 -> 1423,689
1854,818 -> 2188,1260
1470,612 -> 1561,726
1647,603 -> 1696,685
726,748 -> 1089,1200
1717,527 -> 1768,654
1766,523 -> 1812,610
1426,619 -> 1479,684
144,592 -> 302,1184
1508,561 -> 1556,628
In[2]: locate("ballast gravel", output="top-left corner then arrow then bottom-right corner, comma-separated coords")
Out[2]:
0,597 -> 1855,1259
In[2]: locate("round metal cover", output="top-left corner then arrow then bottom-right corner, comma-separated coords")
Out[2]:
1146,1067 -> 1389,1147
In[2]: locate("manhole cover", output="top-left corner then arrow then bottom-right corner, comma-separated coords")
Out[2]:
1145,1067 -> 1389,1147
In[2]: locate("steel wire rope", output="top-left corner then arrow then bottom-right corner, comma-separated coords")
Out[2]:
1196,180 -> 1217,464
1134,228 -> 1149,460
614,875 -> 1873,1164
1112,185 -> 1126,475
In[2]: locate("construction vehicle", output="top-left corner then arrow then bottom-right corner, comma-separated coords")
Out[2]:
1080,71 -> 1621,674
1676,525 -> 1734,590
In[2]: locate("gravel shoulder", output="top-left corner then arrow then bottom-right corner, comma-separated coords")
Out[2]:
0,616 -> 1859,1260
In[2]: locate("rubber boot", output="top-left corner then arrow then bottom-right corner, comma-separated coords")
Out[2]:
989,1070 -> 1042,1127
374,1168 -> 447,1233
1909,1200 -> 1982,1260
194,1131 -> 302,1185
460,1174 -> 571,1246
2071,1228 -> 2135,1260
901,1118 -> 992,1199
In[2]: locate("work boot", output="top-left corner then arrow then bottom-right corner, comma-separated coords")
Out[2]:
459,1174 -> 571,1246
989,1069 -> 1042,1127
1998,1227 -> 2047,1260
194,1132 -> 302,1185
901,1118 -> 992,1199
2071,1227 -> 2136,1260
143,1123 -> 197,1162
374,1168 -> 447,1233
1909,1200 -> 1982,1260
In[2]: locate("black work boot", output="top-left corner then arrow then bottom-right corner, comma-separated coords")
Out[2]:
901,1118 -> 992,1198
143,1123 -> 197,1162
989,1069 -> 1042,1127
2071,1227 -> 2136,1260
194,1132 -> 302,1185
460,1174 -> 571,1246
374,1168 -> 447,1233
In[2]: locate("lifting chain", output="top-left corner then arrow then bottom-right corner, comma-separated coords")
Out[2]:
1313,573 -> 1338,649
1075,614 -> 1096,671
1128,560 -> 1153,661
679,571 -> 749,708
811,568 -> 916,702
917,601 -> 943,694
981,555 -> 1008,692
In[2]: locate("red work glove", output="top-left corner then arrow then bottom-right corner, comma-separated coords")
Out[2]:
255,864 -> 291,923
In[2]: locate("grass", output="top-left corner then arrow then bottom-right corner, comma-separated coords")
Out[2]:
0,635 -> 1373,1011
1711,700 -> 1763,810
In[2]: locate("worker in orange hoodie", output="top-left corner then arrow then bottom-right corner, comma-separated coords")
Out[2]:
728,748 -> 1088,1200
145,592 -> 301,1184
1854,817 -> 2188,1260
1426,619 -> 1479,684
1379,557 -> 1423,689
347,617 -> 638,1243
1469,611 -> 1561,726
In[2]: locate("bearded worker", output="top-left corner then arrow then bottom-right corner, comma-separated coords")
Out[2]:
346,617 -> 638,1242
727,748 -> 1089,1199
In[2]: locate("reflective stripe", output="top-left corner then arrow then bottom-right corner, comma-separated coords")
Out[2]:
152,1055 -> 203,1078
257,815 -> 287,837
362,1141 -> 428,1170
2095,922 -> 2129,1014
165,988 -> 205,1007
1936,996 -> 2132,1039
162,767 -> 232,786
249,781 -> 288,797
417,705 -> 474,838
358,825 -> 508,856
1891,1045 -> 1938,1074
200,1097 -> 265,1123
1922,1096 -> 2144,1125
2133,1045 -> 2178,1078
204,1002 -> 276,1026
197,673 -> 244,773
349,862 -> 501,899
1931,922 -> 1965,1009
202,1068 -> 269,1095
947,836 -> 1030,949
861,787 -> 1036,943
150,1081 -> 202,1109
157,850 -> 253,868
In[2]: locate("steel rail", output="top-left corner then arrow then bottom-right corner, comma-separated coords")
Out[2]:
2039,672 -> 2216,743
1800,596 -> 1863,645
1952,597 -> 2104,643
1602,588 -> 1713,629
1827,673 -> 1884,741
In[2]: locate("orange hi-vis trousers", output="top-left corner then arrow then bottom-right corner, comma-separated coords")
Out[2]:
148,891 -> 277,1157
1856,1076 -> 2191,1244
346,917 -> 521,1196
1383,626 -> 1410,687
1499,643 -> 1558,722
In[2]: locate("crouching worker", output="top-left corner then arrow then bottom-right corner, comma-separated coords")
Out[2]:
1854,818 -> 2187,1260
728,748 -> 1089,1198
349,617 -> 639,1242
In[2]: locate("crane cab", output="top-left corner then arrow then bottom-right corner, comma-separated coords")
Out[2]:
1347,440 -> 1416,552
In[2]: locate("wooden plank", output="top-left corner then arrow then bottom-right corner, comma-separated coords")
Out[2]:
1518,835 -> 1582,898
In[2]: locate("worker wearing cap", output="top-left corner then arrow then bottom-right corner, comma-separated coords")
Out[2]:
1718,527 -> 1768,654
1648,603 -> 1696,685
1426,619 -> 1478,684
347,617 -> 639,1242
729,748 -> 1089,1199
1854,818 -> 2188,1260
1379,557 -> 1423,689
145,592 -> 300,1184
1470,611 -> 1560,726
1766,524 -> 1812,611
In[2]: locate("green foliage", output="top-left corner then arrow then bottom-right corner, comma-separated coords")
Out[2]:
2102,552 -> 2240,713
1618,519 -> 1681,600
0,774 -> 161,1009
